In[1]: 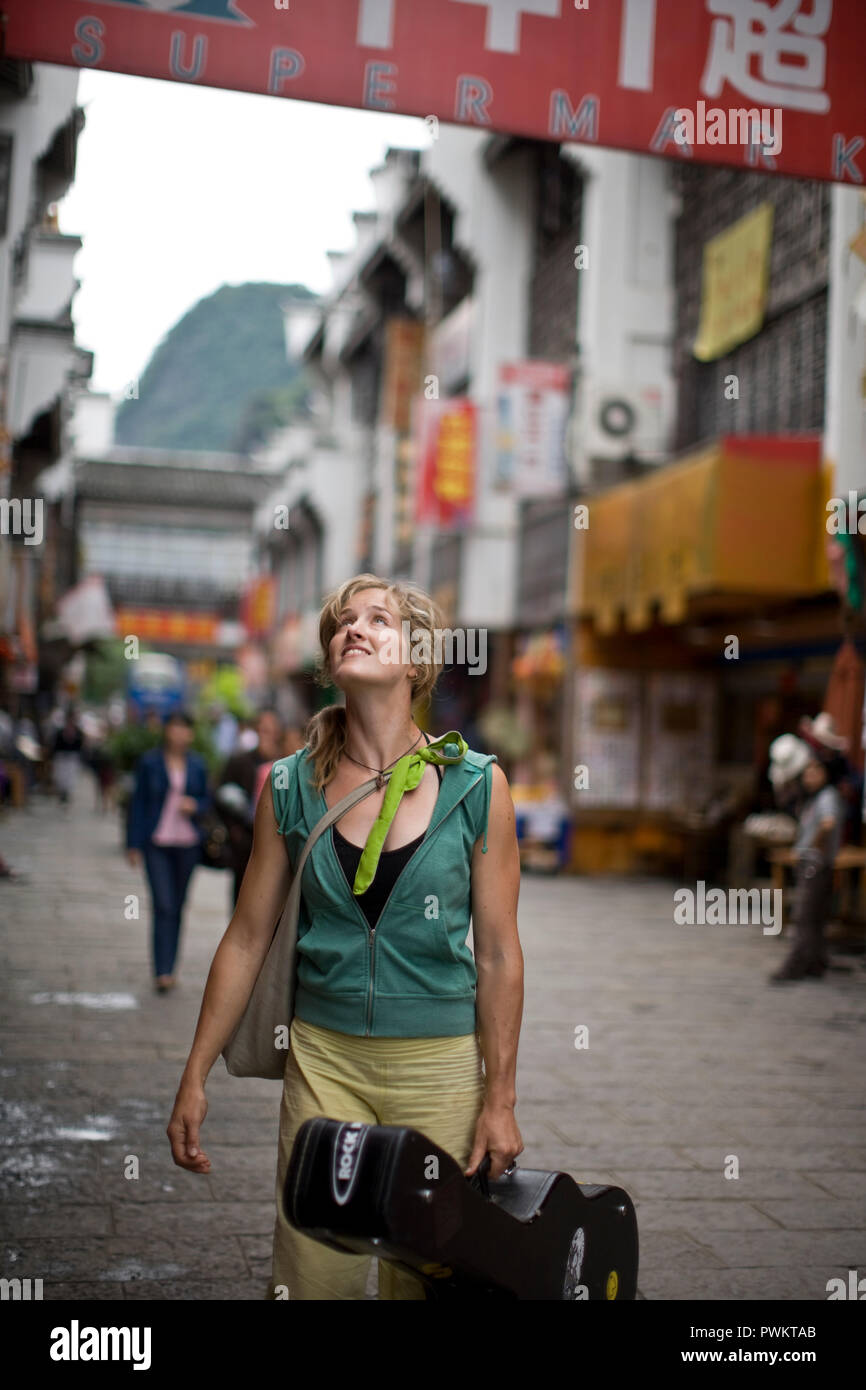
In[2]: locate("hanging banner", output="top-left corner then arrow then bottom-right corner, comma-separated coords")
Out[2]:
240,574 -> 276,638
5,2 -> 866,185
414,395 -> 477,528
495,360 -> 570,496
380,318 -> 425,432
693,201 -> 774,360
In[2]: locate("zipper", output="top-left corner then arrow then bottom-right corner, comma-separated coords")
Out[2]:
363,835 -> 425,1037
327,771 -> 485,1038
365,930 -> 375,1036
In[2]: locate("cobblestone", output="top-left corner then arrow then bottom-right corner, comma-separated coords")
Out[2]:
1,786 -> 865,1300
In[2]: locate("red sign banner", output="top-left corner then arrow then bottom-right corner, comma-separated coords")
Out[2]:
115,606 -> 220,645
415,395 -> 477,528
240,574 -> 276,638
5,1 -> 865,185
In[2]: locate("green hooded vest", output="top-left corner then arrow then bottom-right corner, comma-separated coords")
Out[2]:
271,742 -> 498,1038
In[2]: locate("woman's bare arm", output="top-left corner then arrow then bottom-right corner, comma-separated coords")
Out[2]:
167,777 -> 292,1172
466,763 -> 524,1178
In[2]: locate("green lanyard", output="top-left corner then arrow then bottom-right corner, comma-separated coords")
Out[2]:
352,730 -> 468,895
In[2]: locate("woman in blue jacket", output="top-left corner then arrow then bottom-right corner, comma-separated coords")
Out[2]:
126,711 -> 210,993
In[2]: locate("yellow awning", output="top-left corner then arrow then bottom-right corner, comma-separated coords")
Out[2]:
574,437 -> 827,633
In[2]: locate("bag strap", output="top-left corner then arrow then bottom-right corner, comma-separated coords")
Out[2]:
279,770 -> 382,879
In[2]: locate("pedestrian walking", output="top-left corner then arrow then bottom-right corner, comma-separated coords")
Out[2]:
51,707 -> 84,806
210,703 -> 239,760
84,719 -> 117,814
217,707 -> 284,906
126,711 -> 211,993
769,723 -> 848,984
166,574 -> 524,1300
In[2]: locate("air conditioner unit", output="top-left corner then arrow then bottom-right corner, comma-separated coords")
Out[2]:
575,379 -> 672,478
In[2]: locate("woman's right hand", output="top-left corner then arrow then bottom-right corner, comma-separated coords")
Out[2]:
167,1082 -> 211,1173
127,848 -> 142,869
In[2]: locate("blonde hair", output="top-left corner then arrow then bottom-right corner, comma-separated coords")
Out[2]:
304,574 -> 446,793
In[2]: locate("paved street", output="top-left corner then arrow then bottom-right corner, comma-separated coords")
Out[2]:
1,782 -> 865,1302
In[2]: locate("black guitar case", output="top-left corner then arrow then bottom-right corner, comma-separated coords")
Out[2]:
283,1117 -> 638,1300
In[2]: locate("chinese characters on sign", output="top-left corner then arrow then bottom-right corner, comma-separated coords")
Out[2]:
702,0 -> 833,115
693,201 -> 775,361
4,0 -> 863,184
414,396 -> 477,529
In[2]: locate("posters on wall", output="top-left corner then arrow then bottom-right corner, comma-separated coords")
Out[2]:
573,668 -> 717,812
495,361 -> 570,497
572,668 -> 642,808
643,671 -> 718,811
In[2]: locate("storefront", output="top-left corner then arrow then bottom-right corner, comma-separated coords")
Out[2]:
566,433 -> 840,876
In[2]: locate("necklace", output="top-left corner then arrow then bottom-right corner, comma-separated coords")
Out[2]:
342,729 -> 424,789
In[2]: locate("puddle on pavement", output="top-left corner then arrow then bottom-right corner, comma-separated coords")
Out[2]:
29,992 -> 138,1011
0,1100 -> 119,1147
51,1127 -> 114,1141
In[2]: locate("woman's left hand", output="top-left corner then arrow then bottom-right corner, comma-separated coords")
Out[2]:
464,1101 -> 523,1181
178,796 -> 198,816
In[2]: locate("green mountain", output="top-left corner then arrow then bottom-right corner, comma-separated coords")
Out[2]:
113,281 -> 316,452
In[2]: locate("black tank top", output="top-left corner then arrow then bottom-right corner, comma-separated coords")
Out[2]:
332,733 -> 442,931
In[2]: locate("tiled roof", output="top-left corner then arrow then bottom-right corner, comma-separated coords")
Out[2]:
75,455 -> 274,507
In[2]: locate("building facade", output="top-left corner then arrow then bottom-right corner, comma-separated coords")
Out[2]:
0,60 -> 92,713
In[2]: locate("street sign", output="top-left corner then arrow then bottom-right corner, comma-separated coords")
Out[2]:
4,1 -> 865,184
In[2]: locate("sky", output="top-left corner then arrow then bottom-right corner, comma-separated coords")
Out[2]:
56,67 -> 430,397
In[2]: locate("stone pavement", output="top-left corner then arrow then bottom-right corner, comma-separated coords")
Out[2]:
1,780 -> 865,1302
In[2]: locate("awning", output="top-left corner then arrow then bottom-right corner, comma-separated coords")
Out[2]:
574,435 -> 828,634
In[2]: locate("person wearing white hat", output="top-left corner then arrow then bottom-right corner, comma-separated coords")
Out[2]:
767,734 -> 812,816
797,712 -> 850,755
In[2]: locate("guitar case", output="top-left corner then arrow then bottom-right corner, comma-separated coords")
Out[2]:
283,1117 -> 638,1300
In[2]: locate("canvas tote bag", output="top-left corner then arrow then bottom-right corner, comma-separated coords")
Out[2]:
221,766 -> 381,1080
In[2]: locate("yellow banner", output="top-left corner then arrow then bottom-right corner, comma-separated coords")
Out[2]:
693,202 -> 774,362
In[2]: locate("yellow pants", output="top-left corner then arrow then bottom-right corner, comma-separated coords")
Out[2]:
268,1015 -> 487,1300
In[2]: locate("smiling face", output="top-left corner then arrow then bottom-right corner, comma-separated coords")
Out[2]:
328,587 -> 415,694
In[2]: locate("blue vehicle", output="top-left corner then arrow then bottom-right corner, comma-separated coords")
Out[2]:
127,653 -> 186,718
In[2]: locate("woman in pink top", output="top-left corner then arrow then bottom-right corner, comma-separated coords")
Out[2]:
126,712 -> 210,993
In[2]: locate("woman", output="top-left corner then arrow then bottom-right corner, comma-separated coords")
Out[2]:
166,575 -> 524,1300
127,711 -> 210,993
